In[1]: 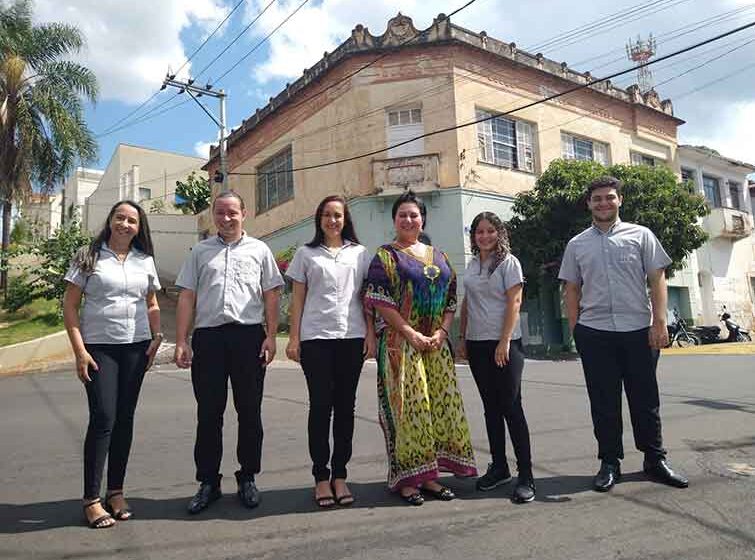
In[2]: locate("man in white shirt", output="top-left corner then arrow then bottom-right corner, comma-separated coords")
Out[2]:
174,191 -> 283,514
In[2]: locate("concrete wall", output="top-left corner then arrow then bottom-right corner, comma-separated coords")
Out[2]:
148,214 -> 201,284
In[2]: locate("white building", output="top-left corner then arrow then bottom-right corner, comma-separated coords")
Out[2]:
20,192 -> 63,238
84,144 -> 207,283
673,145 -> 755,329
62,167 -> 103,223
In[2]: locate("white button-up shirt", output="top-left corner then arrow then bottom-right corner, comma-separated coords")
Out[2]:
176,234 -> 284,329
64,243 -> 161,344
285,242 -> 371,341
463,253 -> 525,341
558,220 -> 672,332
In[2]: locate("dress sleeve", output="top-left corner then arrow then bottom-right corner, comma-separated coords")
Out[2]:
147,256 -> 162,292
285,247 -> 307,284
442,251 -> 458,314
364,246 -> 399,311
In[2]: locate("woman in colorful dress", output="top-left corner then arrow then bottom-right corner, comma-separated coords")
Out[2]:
365,190 -> 477,506
458,211 -> 535,503
285,195 -> 376,508
63,200 -> 162,528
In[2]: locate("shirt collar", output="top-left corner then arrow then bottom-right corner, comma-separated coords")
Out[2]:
591,217 -> 623,235
319,239 -> 353,251
101,241 -> 135,257
216,231 -> 247,247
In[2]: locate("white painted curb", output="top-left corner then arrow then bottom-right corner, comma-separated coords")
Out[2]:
0,330 -> 72,374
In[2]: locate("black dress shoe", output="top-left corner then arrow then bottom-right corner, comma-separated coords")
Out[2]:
643,459 -> 689,488
593,462 -> 621,492
187,482 -> 222,514
236,472 -> 260,509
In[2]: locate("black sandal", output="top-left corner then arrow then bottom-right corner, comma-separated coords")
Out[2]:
335,493 -> 354,506
400,491 -> 424,506
105,491 -> 132,520
422,485 -> 456,501
83,498 -> 115,529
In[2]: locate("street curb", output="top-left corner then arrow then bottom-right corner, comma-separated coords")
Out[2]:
0,330 -> 72,376
662,342 -> 755,356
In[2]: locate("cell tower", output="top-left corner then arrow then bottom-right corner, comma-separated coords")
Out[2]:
626,34 -> 656,92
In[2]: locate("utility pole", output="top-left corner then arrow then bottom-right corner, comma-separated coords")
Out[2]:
161,76 -> 228,189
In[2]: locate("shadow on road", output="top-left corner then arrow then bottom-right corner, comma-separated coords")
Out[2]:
0,471 -> 644,534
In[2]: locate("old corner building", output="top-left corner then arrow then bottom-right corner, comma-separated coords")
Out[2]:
205,12 -> 693,347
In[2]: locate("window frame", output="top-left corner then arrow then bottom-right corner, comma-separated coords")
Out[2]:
702,175 -> 722,208
476,109 -> 535,172
561,132 -> 609,165
728,181 -> 741,210
256,146 -> 294,215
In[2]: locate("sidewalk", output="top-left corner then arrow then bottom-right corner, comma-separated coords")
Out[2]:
662,341 -> 755,356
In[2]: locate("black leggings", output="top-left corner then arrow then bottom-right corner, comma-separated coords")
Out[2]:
300,338 -> 364,482
83,340 -> 150,499
466,339 -> 532,474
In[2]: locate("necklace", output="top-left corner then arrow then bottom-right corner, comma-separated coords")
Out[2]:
393,243 -> 441,283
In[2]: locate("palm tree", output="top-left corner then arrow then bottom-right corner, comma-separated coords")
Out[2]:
0,0 -> 98,292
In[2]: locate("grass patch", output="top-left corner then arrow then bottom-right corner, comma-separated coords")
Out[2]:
0,298 -> 64,347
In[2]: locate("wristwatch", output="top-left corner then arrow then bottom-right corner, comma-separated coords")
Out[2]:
152,332 -> 164,341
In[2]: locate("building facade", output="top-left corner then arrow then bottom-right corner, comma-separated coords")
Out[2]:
19,192 -> 63,239
205,13 -> 685,346
62,167 -> 103,224
675,145 -> 755,329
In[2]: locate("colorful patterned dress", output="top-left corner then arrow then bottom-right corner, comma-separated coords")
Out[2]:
365,244 -> 477,490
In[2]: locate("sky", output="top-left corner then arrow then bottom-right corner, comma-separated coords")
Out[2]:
27,0 -> 755,173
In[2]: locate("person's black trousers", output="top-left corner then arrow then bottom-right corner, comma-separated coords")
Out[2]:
466,339 -> 532,474
191,323 -> 266,485
83,340 -> 150,499
300,338 -> 364,482
572,324 -> 666,464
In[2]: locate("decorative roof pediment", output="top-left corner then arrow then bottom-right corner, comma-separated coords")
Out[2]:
380,13 -> 418,47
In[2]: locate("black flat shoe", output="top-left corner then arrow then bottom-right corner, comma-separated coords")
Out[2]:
593,462 -> 621,492
422,485 -> 456,501
105,491 -> 132,520
236,472 -> 260,509
187,482 -> 222,514
643,459 -> 689,488
400,492 -> 424,506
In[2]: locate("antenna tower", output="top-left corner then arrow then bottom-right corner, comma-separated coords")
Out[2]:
626,34 -> 656,92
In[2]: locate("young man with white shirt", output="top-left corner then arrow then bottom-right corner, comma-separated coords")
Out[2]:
558,176 -> 688,492
174,191 -> 284,514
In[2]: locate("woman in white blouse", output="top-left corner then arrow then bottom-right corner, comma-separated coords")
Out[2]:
63,200 -> 162,528
285,195 -> 376,507
459,211 -> 535,504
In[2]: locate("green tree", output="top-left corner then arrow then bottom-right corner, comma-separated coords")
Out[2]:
508,159 -> 709,292
174,172 -> 210,214
149,198 -> 166,214
0,0 -> 98,294
2,217 -> 90,312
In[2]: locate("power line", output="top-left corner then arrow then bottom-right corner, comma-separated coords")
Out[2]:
226,20 -> 755,177
193,0 -> 277,80
212,0 -> 311,85
96,2 -> 245,137
174,0 -> 248,78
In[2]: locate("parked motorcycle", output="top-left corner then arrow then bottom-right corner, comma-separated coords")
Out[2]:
666,308 -> 701,347
690,306 -> 751,344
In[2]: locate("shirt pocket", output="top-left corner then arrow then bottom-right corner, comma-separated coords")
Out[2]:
613,243 -> 641,268
234,256 -> 260,285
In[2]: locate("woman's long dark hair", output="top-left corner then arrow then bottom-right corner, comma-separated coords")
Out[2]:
469,211 -> 511,275
74,200 -> 155,274
306,195 -> 360,248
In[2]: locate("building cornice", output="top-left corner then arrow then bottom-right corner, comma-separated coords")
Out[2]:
209,12 -> 683,167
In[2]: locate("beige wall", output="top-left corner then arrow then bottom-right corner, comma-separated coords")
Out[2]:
148,214 -> 201,283
85,144 -> 206,234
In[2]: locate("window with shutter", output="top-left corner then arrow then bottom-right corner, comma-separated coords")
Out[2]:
476,110 -> 535,172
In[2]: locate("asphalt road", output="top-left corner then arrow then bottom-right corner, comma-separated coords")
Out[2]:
1,355 -> 753,560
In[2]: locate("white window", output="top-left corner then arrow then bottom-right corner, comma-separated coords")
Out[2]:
630,152 -> 656,167
561,132 -> 609,165
257,146 -> 294,214
476,110 -> 534,172
386,107 -> 424,158
138,187 -> 151,202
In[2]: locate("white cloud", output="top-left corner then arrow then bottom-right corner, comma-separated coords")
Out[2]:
680,101 -> 755,165
247,0 -> 508,83
33,0 -> 229,103
194,140 -> 213,159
